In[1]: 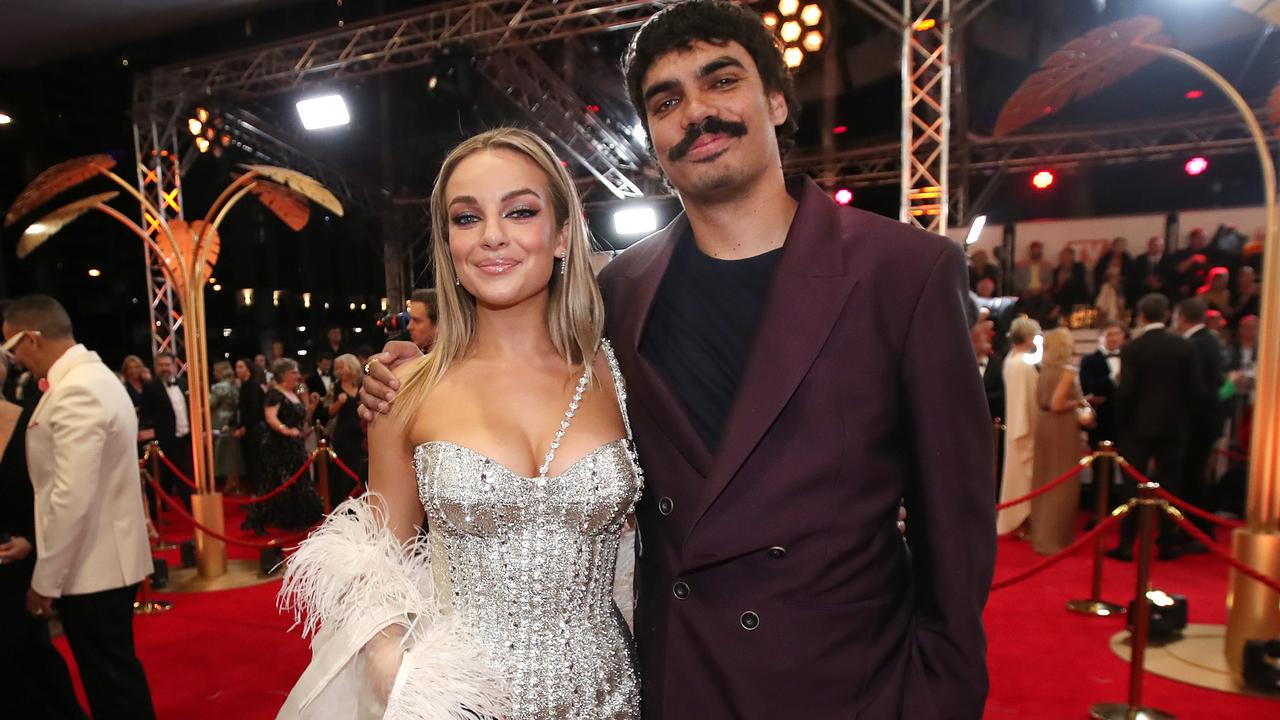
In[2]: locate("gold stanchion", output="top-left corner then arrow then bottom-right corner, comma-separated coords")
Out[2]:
132,576 -> 172,616
190,492 -> 228,579
1068,442 -> 1126,617
1090,483 -> 1175,720
992,417 -> 1004,491
146,442 -> 178,551
316,439 -> 332,515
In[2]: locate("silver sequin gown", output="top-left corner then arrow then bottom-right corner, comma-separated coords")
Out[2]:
413,342 -> 642,719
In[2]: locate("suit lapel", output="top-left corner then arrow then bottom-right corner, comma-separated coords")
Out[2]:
616,215 -> 713,477
690,179 -> 857,533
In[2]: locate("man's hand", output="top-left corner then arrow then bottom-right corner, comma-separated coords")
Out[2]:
357,341 -> 423,421
26,588 -> 55,618
0,536 -> 34,563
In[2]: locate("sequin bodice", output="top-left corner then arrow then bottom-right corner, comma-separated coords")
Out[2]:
413,342 -> 642,719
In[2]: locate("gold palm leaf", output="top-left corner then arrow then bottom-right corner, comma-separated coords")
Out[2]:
240,177 -> 312,231
5,154 -> 117,227
995,17 -> 1167,137
238,164 -> 344,218
17,191 -> 120,259
158,219 -> 222,295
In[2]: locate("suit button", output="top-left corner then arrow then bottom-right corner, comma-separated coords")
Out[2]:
740,611 -> 760,631
658,497 -> 674,515
672,581 -> 690,600
767,546 -> 787,559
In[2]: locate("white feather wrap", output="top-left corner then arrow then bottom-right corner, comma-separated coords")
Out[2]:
276,494 -> 509,720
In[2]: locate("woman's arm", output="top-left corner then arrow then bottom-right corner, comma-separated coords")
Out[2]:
366,401 -> 425,546
264,403 -> 299,438
1049,368 -> 1078,413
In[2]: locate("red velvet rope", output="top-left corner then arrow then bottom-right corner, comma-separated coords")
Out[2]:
990,510 -> 1127,591
325,449 -> 367,498
1211,447 -> 1250,462
155,445 -> 317,506
143,471 -> 312,549
1119,462 -> 1245,530
995,458 -> 1093,511
1166,511 -> 1280,595
151,447 -> 200,491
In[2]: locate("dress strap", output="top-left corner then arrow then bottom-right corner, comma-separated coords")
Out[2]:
601,339 -> 633,442
536,360 -> 592,479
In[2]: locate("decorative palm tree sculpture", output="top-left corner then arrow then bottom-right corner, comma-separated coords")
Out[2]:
5,156 -> 344,579
995,14 -> 1279,688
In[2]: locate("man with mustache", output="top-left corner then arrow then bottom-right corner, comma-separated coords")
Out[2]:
362,2 -> 994,717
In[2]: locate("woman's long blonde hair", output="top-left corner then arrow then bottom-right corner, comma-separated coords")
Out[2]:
1041,327 -> 1074,368
391,128 -> 605,425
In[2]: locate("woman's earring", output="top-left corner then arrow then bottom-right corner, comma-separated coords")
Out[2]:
559,256 -> 567,276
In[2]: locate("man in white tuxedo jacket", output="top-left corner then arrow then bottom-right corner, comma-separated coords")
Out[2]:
3,295 -> 155,720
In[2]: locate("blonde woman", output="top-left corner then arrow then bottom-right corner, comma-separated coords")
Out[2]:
997,316 -> 1041,536
1030,328 -> 1086,555
324,353 -> 366,499
279,128 -> 641,720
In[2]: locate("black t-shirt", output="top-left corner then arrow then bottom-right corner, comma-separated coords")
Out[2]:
639,229 -> 782,452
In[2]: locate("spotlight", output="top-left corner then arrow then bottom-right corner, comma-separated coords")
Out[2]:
833,188 -> 853,205
802,30 -> 824,52
222,329 -> 232,338
88,268 -> 102,278
303,292 -> 312,308
212,284 -> 222,292
188,118 -> 203,136
833,125 -> 848,134
763,12 -> 779,28
241,289 -> 254,306
273,290 -> 282,307
778,0 -> 799,16
195,137 -> 210,153
913,18 -> 937,31
780,20 -> 802,42
297,326 -> 307,332
783,47 -> 805,69
1184,156 -> 1208,176
800,4 -> 822,26
0,112 -> 12,125
296,94 -> 351,130
964,215 -> 987,246
613,207 -> 658,237
1031,170 -> 1055,190
427,74 -> 439,90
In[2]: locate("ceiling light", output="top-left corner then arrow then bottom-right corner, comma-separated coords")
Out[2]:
780,20 -> 802,42
800,4 -> 822,26
88,268 -> 102,278
783,46 -> 805,68
778,0 -> 799,17
802,30 -> 824,52
296,94 -> 351,130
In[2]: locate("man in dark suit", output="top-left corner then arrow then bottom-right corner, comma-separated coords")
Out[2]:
1174,297 -> 1226,546
1080,321 -> 1126,448
975,318 -> 1004,422
139,352 -> 193,507
1133,235 -> 1178,303
361,3 -> 993,717
1109,294 -> 1204,561
599,5 -> 993,717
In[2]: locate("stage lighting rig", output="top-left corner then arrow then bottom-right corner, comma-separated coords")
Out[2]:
761,2 -> 825,69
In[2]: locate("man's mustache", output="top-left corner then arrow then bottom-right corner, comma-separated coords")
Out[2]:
668,116 -> 748,162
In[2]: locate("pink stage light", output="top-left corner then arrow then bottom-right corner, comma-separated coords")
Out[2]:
1184,89 -> 1204,100
1185,156 -> 1209,176
1031,170 -> 1055,190
834,188 -> 853,205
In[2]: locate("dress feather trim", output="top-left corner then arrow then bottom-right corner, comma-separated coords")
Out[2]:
278,494 -> 509,719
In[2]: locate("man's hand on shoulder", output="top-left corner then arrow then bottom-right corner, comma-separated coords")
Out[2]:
357,341 -> 422,421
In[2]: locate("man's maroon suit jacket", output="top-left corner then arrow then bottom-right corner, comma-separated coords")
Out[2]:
598,178 -> 996,719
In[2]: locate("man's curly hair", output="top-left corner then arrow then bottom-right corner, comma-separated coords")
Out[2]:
622,0 -> 800,157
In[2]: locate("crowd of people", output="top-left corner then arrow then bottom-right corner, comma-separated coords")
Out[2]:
972,227 -> 1264,560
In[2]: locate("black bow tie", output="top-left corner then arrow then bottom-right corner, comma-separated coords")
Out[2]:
1106,353 -> 1120,358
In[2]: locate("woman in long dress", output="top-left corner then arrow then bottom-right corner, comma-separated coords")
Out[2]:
210,361 -> 245,494
997,316 -> 1041,536
1030,328 -> 1087,555
245,358 -> 323,534
323,353 -> 366,501
278,128 -> 642,720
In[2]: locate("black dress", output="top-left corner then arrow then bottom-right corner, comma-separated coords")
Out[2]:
236,382 -> 266,493
0,406 -> 85,719
327,383 -> 367,502
246,389 -> 323,532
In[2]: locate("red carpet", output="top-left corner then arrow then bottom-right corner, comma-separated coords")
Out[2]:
52,504 -> 1279,719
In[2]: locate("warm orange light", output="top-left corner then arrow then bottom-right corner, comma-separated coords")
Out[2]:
913,18 -> 937,31
763,11 -> 779,28
778,0 -> 800,17
195,137 -> 210,153
196,107 -> 209,123
783,46 -> 805,68
802,30 -> 824,52
780,20 -> 802,42
800,4 -> 822,26
187,118 -> 203,136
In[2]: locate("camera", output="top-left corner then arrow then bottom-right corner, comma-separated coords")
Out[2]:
377,310 -> 410,335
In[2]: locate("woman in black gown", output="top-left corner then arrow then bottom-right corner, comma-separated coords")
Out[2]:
0,359 -> 85,719
244,358 -> 323,533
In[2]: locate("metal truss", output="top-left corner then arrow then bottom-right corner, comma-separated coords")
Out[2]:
131,113 -> 186,368
785,107 -> 1277,205
476,40 -> 649,199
